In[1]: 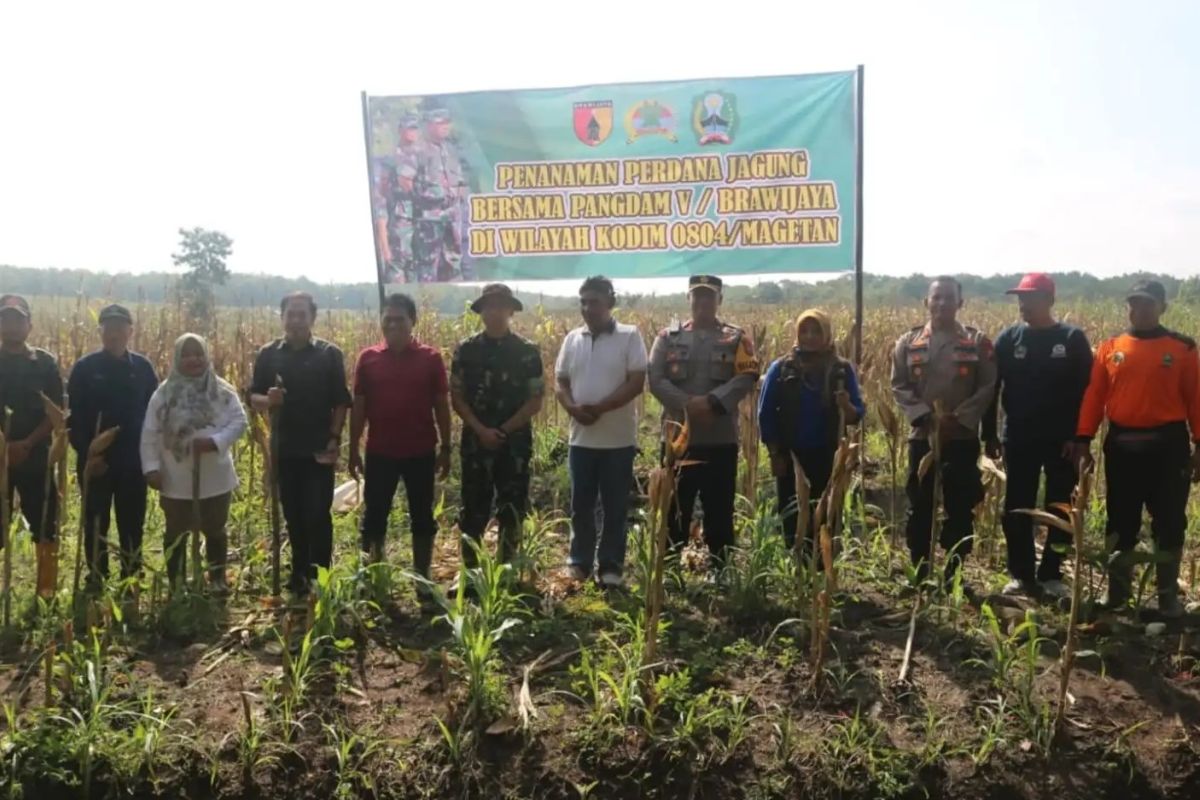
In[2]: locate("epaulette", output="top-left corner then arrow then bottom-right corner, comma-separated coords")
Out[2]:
1168,329 -> 1197,350
720,321 -> 744,334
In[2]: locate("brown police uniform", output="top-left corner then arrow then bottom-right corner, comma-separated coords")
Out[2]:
891,322 -> 997,579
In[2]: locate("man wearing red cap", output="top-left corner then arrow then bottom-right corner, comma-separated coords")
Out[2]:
984,274 -> 1092,598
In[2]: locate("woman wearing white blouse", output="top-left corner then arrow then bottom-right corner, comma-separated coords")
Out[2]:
141,334 -> 247,592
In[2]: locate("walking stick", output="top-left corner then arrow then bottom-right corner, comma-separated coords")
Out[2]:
191,448 -> 203,590
268,376 -> 284,598
1,409 -> 12,627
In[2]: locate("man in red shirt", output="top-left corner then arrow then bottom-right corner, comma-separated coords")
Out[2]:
349,293 -> 451,594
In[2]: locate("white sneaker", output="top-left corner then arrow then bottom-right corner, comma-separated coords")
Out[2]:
1040,579 -> 1071,600
598,571 -> 624,590
1001,578 -> 1037,597
563,565 -> 588,582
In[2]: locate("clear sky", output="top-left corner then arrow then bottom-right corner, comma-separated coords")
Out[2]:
2,0 -> 1198,296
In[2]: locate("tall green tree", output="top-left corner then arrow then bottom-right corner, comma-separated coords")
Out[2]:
172,227 -> 232,322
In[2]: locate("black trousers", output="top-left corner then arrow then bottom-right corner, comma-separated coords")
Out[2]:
906,438 -> 983,570
1104,424 -> 1191,553
775,446 -> 835,553
5,463 -> 58,545
1002,440 -> 1074,582
668,444 -> 738,567
459,446 -> 529,565
277,456 -> 334,589
81,464 -> 147,579
360,452 -> 436,575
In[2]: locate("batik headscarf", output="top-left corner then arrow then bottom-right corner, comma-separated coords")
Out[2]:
792,308 -> 840,405
157,333 -> 238,462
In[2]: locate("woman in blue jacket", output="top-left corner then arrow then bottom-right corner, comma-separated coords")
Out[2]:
758,309 -> 865,552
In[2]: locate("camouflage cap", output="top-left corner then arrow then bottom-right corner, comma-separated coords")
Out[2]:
426,108 -> 452,124
399,112 -> 421,129
0,294 -> 30,317
470,283 -> 523,314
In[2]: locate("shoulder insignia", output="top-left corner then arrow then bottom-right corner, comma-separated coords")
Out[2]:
1168,330 -> 1197,350
735,335 -> 759,375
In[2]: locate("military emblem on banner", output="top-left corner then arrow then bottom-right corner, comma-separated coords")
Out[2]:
692,91 -> 737,145
624,100 -> 678,143
573,101 -> 613,147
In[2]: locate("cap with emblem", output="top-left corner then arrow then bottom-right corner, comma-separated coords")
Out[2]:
1005,273 -> 1055,297
688,275 -> 722,293
0,294 -> 31,317
470,283 -> 523,314
98,303 -> 134,324
1127,280 -> 1167,305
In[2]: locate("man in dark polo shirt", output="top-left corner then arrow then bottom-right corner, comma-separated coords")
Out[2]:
349,293 -> 451,591
0,295 -> 64,596
251,292 -> 352,597
984,273 -> 1092,599
450,284 -> 543,568
68,303 -> 158,585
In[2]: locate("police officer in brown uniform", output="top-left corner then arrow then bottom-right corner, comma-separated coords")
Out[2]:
892,277 -> 997,588
648,275 -> 758,571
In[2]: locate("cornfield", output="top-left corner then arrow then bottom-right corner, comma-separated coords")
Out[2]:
2,290 -> 1200,800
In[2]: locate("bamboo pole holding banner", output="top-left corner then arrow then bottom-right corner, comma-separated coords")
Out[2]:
361,90 -> 387,310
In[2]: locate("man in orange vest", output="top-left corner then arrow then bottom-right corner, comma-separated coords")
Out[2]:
1074,280 -> 1200,617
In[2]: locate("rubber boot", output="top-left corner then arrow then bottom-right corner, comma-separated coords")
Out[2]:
1157,547 -> 1184,619
1100,553 -> 1133,610
36,541 -> 59,600
208,532 -> 230,597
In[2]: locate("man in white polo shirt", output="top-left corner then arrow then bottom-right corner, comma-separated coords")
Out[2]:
555,275 -> 648,588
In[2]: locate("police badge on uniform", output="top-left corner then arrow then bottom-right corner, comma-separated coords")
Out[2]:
574,101 -> 613,147
692,91 -> 736,145
1014,345 -> 1027,360
624,101 -> 678,143
1051,344 -> 1066,358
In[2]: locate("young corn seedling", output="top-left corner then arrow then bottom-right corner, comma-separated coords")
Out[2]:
1014,462 -> 1094,742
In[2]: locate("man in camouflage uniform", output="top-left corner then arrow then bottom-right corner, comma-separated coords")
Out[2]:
648,275 -> 758,572
373,113 -> 422,283
0,295 -> 65,599
891,277 -> 997,590
450,284 -> 544,565
413,108 -> 466,282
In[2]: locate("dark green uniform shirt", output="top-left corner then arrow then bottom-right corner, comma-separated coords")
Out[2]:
0,347 -> 64,473
450,332 -> 543,455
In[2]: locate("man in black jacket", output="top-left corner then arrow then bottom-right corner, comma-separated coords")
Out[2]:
68,304 -> 158,585
985,274 -> 1092,598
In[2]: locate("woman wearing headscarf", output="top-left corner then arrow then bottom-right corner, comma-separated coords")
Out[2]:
140,334 -> 247,592
757,309 -> 866,552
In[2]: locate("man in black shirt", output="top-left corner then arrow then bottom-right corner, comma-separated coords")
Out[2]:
68,303 -> 158,585
250,292 -> 351,597
984,274 -> 1092,598
0,295 -> 64,596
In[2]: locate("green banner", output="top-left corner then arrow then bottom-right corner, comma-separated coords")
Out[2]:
365,71 -> 859,284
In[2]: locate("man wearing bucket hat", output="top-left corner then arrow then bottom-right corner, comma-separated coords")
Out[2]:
1074,279 -> 1200,617
451,284 -> 544,568
984,273 -> 1093,599
0,294 -> 65,598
